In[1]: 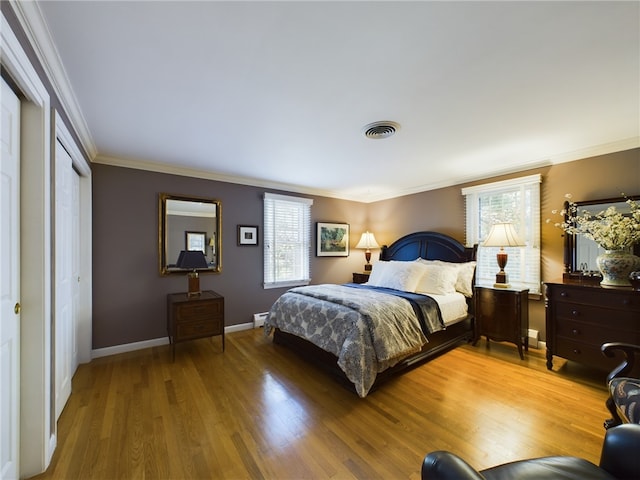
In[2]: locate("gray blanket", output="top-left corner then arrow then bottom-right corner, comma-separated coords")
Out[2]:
265,284 -> 443,397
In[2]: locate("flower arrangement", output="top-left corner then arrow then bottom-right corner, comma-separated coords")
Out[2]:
549,194 -> 640,250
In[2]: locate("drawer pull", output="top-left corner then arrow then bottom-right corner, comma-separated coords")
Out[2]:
560,291 -> 568,297
571,329 -> 580,336
571,310 -> 580,316
622,298 -> 630,305
573,348 -> 581,354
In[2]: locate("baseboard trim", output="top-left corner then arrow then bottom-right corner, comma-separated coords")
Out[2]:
90,323 -> 254,359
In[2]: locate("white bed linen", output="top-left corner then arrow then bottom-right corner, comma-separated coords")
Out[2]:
427,291 -> 469,326
361,284 -> 468,326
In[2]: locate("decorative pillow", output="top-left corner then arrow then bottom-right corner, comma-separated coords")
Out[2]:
414,263 -> 458,295
367,261 -> 427,292
416,259 -> 476,297
609,377 -> 640,424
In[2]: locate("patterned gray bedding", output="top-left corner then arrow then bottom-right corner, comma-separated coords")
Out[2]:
264,283 -> 445,397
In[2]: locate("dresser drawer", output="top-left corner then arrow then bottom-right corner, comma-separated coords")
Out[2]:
555,338 -> 618,370
554,302 -> 638,331
549,286 -> 640,311
556,317 -> 639,344
177,318 -> 222,340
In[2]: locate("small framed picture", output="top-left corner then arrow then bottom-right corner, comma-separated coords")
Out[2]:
317,222 -> 349,257
237,225 -> 259,246
185,231 -> 206,254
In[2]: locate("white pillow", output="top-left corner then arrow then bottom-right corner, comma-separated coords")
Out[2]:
367,261 -> 390,285
416,259 -> 476,297
368,261 -> 427,292
414,263 -> 458,295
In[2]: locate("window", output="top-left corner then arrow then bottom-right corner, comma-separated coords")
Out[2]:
263,192 -> 314,289
462,174 -> 541,294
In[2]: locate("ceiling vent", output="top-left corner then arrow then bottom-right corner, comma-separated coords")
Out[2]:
363,121 -> 400,139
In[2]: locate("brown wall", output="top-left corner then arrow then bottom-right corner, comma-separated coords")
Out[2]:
94,148 -> 638,348
367,148 -> 640,337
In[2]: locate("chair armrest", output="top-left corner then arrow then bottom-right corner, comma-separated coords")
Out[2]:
599,424 -> 640,478
422,451 -> 486,480
602,343 -> 640,383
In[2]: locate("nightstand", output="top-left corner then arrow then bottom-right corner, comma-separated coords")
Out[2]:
352,272 -> 371,284
473,285 -> 529,359
167,290 -> 224,360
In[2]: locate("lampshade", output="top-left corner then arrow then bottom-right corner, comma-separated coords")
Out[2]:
355,231 -> 380,250
176,250 -> 208,296
355,231 -> 380,271
483,223 -> 524,288
176,250 -> 209,270
483,223 -> 525,248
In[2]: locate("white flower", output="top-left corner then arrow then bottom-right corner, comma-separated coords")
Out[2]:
550,194 -> 640,250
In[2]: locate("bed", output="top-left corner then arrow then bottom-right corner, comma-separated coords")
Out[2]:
265,231 -> 477,397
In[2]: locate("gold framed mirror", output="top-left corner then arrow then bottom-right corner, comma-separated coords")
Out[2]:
159,193 -> 222,275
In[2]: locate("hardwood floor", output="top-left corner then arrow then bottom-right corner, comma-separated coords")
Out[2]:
32,328 -> 610,479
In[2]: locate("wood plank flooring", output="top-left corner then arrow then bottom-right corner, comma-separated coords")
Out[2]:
31,328 -> 610,479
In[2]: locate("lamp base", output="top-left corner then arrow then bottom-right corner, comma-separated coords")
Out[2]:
187,271 -> 201,296
494,270 -> 509,288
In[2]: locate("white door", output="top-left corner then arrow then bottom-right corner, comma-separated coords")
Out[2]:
1,78 -> 21,480
54,140 -> 78,419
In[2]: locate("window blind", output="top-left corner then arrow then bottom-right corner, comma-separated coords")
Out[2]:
462,174 -> 541,294
263,192 -> 313,289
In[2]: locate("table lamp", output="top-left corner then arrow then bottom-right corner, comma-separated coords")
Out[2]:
482,222 -> 525,288
176,250 -> 209,296
355,231 -> 380,271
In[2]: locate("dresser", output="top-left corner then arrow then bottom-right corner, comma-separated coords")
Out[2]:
545,282 -> 640,371
167,290 -> 224,360
473,286 -> 529,359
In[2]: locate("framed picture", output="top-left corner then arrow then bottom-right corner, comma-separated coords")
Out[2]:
317,222 -> 349,257
185,231 -> 206,254
237,225 -> 259,246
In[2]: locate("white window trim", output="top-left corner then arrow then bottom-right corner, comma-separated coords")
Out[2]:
263,192 -> 313,289
462,174 -> 542,294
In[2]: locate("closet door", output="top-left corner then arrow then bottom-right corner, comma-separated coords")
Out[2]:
54,139 -> 79,420
0,77 -> 21,480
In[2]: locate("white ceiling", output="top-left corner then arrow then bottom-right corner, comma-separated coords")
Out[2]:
25,1 -> 640,202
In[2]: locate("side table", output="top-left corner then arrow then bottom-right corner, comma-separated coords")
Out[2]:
167,290 -> 224,360
352,272 -> 371,284
473,285 -> 529,359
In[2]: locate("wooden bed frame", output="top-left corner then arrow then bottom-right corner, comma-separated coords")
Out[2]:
272,231 -> 477,394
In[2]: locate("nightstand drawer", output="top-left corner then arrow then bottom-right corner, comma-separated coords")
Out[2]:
177,318 -> 222,339
176,300 -> 222,320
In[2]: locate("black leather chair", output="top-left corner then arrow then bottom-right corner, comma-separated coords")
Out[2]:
602,343 -> 640,429
421,424 -> 640,480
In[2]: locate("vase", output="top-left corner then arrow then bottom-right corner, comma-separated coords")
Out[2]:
596,250 -> 640,287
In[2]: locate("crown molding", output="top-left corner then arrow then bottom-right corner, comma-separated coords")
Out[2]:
93,154 -> 352,201
10,0 -> 97,159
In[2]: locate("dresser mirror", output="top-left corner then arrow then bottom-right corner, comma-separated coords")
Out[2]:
159,193 -> 222,275
564,194 -> 640,274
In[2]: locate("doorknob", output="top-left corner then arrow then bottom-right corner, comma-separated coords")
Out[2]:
14,302 -> 21,314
